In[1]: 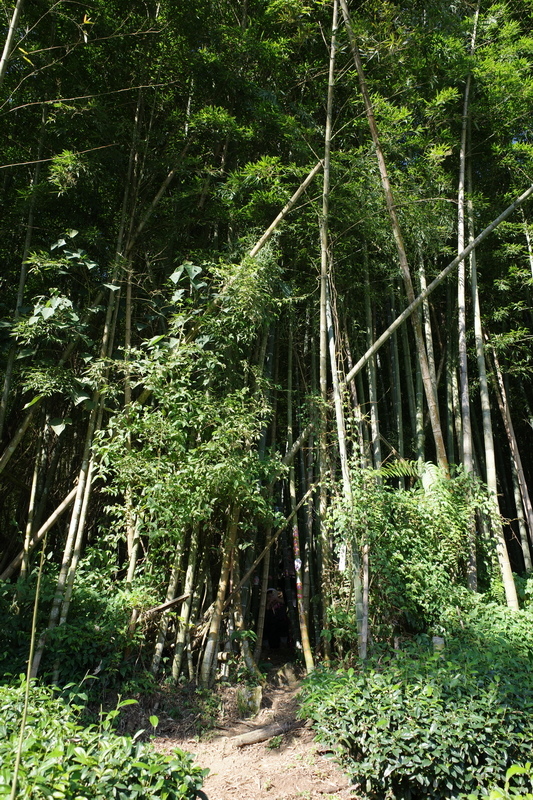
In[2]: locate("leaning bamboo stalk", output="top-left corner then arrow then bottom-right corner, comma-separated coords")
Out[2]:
30,401 -> 100,678
0,487 -> 77,581
57,458 -> 96,627
0,0 -> 24,90
249,161 -> 323,258
342,182 -> 533,388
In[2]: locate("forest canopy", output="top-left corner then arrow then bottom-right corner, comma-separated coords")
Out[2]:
1,0 -> 533,761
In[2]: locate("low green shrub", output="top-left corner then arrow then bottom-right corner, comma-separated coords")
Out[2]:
463,763 -> 533,800
300,641 -> 533,799
0,678 -> 207,799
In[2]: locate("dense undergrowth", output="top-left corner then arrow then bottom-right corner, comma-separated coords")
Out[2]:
301,595 -> 533,800
0,679 -> 207,800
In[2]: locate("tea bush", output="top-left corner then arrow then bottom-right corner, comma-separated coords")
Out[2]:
463,763 -> 533,800
0,678 -> 207,799
300,614 -> 533,800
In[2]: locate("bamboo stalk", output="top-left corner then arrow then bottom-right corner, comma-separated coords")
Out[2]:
342,182 -> 533,388
339,0 -> 448,472
0,487 -> 77,581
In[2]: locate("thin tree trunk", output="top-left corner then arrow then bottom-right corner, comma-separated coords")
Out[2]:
0,0 -> 24,89
125,517 -> 141,587
457,70 -> 475,479
0,106 -> 46,441
344,331 -> 366,467
415,357 -> 425,462
446,285 -> 456,464
253,528 -> 272,663
287,319 -> 314,673
360,543 -> 369,660
401,319 -> 417,452
151,540 -> 183,676
451,363 -> 463,463
232,555 -> 263,681
456,11 -> 479,591
339,0 -> 448,472
520,209 -> 533,278
20,420 -> 45,581
511,459 -> 532,572
318,0 -> 339,662
365,267 -> 382,470
490,343 -> 533,561
200,503 -> 240,687
389,293 -> 404,470
468,163 -> 518,607
254,336 -> 279,662
418,259 -> 439,399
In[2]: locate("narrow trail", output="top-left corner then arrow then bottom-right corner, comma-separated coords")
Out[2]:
153,660 -> 356,800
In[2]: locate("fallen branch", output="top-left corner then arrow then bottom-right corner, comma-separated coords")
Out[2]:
140,592 -> 190,620
231,720 -> 303,747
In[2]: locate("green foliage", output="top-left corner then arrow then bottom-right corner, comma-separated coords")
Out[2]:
0,553 -> 154,688
327,466 -> 492,643
48,150 -> 88,195
301,605 -> 533,799
465,764 -> 533,800
0,678 -> 206,799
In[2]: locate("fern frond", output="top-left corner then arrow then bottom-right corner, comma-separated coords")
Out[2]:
378,459 -> 423,480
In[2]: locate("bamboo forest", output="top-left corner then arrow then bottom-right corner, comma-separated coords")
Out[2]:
2,0 -> 533,797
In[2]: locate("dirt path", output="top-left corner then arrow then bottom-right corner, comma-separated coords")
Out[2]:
153,662 -> 356,800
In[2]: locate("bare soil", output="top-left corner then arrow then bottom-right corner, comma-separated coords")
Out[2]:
150,656 -> 357,800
